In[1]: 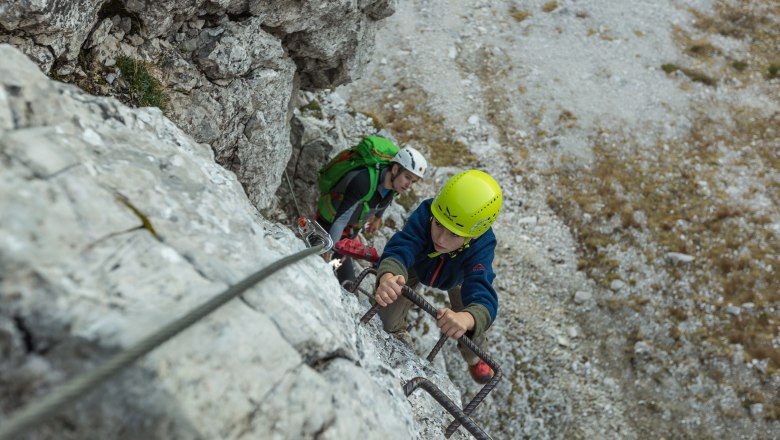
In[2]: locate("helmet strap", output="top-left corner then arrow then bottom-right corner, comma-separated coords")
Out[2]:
426,240 -> 470,259
427,216 -> 472,258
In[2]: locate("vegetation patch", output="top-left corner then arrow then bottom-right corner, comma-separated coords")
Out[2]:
550,117 -> 778,348
508,5 -> 531,22
769,64 -> 780,79
300,99 -> 324,119
545,95 -> 778,428
360,110 -> 385,130
396,188 -> 419,212
660,63 -> 716,86
115,56 -> 168,111
686,39 -> 722,57
587,27 -> 617,42
685,1 -> 780,85
731,60 -> 748,71
116,194 -> 159,239
542,1 -> 558,13
542,3 -> 779,411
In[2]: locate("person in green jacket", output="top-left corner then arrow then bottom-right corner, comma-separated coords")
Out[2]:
316,141 -> 427,283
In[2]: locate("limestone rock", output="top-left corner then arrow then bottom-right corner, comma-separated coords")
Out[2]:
0,0 -> 103,70
0,0 -> 395,212
192,18 -> 287,80
0,44 -> 464,440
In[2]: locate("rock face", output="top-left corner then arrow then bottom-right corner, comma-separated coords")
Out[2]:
337,1 -> 780,439
274,91 -> 398,223
0,0 -> 396,210
0,0 -> 104,69
0,45 -> 470,440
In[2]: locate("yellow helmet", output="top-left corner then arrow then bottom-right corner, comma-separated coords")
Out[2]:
431,170 -> 502,237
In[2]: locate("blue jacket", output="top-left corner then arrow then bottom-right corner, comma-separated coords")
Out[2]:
377,199 -> 499,335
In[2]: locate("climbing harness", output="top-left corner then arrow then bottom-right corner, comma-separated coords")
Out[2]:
0,243 -> 325,440
349,268 -> 502,440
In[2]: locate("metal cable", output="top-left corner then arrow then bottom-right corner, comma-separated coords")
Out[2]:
0,244 -> 324,440
404,377 -> 491,440
283,169 -> 303,218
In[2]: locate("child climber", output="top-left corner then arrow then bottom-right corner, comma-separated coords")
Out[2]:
373,170 -> 502,384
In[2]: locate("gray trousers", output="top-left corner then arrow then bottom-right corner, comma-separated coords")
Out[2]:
378,269 -> 487,365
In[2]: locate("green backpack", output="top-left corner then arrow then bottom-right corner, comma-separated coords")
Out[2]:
317,136 -> 399,226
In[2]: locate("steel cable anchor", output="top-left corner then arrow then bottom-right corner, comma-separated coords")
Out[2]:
296,217 -> 333,252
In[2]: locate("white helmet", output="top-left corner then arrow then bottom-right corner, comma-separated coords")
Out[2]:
391,146 -> 427,178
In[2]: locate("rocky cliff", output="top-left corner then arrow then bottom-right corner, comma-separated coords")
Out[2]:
1,0 -> 396,210
0,0 -> 487,438
0,43 -> 472,439
3,0 -> 779,439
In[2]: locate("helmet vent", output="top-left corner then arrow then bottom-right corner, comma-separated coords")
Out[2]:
470,195 -> 501,217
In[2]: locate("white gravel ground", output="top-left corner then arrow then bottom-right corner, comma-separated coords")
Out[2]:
337,0 -> 779,438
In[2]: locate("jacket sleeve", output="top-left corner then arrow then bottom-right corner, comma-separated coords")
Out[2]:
459,232 -> 499,336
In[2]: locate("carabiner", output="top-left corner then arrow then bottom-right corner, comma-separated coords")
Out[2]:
296,217 -> 333,253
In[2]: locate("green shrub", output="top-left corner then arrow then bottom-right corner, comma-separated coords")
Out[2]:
731,60 -> 748,71
115,56 -> 168,111
768,64 -> 780,79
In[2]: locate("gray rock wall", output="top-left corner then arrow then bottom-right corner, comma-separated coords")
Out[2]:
0,44 -> 467,440
0,0 -> 396,210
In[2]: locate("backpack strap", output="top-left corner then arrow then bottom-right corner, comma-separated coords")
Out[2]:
355,166 -> 381,228
318,167 -> 379,227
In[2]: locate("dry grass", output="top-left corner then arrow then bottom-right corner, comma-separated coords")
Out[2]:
542,1 -> 558,13
587,27 -> 618,42
396,188 -> 419,212
550,127 -> 778,348
683,1 -> 780,85
542,0 -> 779,419
669,307 -> 689,321
361,111 -> 385,130
686,39 -> 722,58
509,5 -> 531,22
661,63 -> 717,86
299,99 -> 323,119
357,83 -> 477,167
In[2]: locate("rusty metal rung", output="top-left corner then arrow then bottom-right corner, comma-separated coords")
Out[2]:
357,266 -> 503,439
426,333 -> 448,363
404,377 -> 491,440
